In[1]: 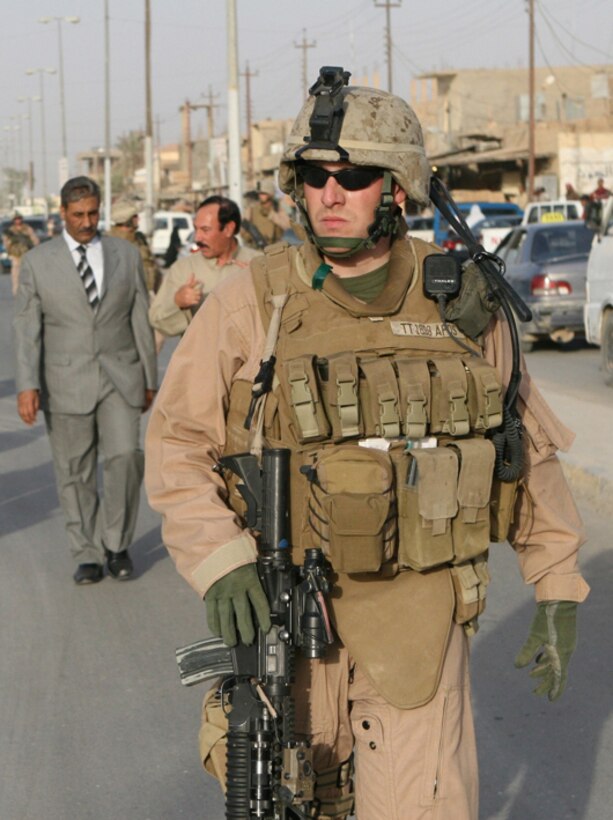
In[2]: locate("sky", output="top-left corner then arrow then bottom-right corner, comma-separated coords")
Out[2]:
0,0 -> 611,198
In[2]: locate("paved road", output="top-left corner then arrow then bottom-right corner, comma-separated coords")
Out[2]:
0,273 -> 610,819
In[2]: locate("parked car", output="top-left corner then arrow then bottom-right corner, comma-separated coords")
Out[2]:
495,221 -> 595,351
584,196 -> 613,385
521,199 -> 582,225
148,211 -> 194,257
439,214 -> 523,261
405,215 -> 434,243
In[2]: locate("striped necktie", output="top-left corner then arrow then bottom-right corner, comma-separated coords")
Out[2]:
76,244 -> 99,310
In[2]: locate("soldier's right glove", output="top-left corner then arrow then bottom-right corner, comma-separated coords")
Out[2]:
205,564 -> 271,647
514,600 -> 577,702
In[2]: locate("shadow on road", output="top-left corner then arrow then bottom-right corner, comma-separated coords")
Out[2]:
0,461 -> 58,536
0,378 -> 16,399
474,549 -> 611,819
131,523 -> 168,576
0,425 -> 46,454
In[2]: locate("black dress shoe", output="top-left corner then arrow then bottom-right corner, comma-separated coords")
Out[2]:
73,563 -> 104,585
106,549 -> 133,580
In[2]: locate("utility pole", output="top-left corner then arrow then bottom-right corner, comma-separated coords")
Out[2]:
375,1 -> 401,92
103,0 -> 112,230
144,0 -> 155,237
204,86 -> 220,190
294,29 -> 316,98
227,0 -> 242,204
181,99 -> 212,196
527,0 -> 535,199
180,100 -> 192,195
240,62 -> 258,185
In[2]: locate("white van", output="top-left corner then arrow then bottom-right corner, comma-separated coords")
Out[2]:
584,196 -> 613,385
149,211 -> 194,257
521,200 -> 582,225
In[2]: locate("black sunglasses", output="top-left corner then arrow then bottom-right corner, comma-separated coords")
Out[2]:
298,165 -> 383,191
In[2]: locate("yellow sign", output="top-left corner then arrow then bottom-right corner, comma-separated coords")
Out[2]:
541,212 -> 565,223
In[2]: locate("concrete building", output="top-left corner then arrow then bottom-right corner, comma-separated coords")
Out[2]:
410,64 -> 613,202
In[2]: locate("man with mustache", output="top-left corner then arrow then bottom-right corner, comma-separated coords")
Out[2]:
148,196 -> 261,338
14,176 -> 157,584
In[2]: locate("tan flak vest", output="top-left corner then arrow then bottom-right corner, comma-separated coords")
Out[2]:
223,235 -> 513,709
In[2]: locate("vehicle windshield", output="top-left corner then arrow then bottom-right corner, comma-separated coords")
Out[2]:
530,226 -> 594,262
154,217 -> 168,231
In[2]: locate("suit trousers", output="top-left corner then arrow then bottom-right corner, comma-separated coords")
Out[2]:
45,368 -> 144,565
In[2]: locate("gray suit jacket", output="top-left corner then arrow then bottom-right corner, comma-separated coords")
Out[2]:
14,234 -> 157,414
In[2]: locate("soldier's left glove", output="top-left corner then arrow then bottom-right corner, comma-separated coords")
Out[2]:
206,564 -> 271,648
514,600 -> 577,702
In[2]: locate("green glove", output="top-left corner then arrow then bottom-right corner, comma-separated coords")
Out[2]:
206,564 -> 271,647
514,600 -> 578,702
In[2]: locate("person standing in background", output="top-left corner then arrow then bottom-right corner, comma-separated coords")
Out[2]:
14,176 -> 157,585
108,200 -> 160,296
149,195 -> 261,339
3,213 -> 39,296
241,177 -> 290,248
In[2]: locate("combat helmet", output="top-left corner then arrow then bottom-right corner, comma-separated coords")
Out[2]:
279,66 -> 431,257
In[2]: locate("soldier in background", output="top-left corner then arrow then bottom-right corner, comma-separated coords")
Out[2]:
3,213 -> 39,296
108,201 -> 160,295
241,177 -> 290,248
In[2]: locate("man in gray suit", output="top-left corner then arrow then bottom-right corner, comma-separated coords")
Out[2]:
14,176 -> 157,585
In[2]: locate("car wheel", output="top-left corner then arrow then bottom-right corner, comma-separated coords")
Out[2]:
602,309 -> 613,387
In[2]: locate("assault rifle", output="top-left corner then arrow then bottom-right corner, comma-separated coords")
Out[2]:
176,448 -> 333,819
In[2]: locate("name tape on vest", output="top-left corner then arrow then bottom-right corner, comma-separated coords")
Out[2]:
390,321 -> 466,339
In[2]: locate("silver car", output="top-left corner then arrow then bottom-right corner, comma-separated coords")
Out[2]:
496,221 -> 595,352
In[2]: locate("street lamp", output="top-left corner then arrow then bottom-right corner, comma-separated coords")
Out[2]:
38,16 -> 80,185
25,67 -> 56,209
18,96 -> 40,206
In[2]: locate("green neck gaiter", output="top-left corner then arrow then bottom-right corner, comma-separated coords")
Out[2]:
335,262 -> 389,303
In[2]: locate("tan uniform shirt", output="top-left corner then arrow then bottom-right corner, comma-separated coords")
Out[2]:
148,246 -> 261,337
107,226 -> 158,292
145,244 -> 589,604
242,203 -> 289,248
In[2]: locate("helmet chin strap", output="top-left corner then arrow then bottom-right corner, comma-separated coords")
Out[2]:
295,170 -> 401,260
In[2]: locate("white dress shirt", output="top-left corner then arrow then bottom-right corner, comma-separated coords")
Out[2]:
63,230 -> 104,294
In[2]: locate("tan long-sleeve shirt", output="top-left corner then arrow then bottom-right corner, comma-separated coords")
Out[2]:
148,245 -> 261,337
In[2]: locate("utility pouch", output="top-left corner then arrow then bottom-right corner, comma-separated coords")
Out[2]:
358,357 -> 401,438
396,357 -> 431,438
325,353 -> 362,441
449,438 -> 496,563
444,262 -> 501,340
308,445 -> 394,573
283,355 -> 330,443
464,358 -> 503,431
489,477 -> 520,542
449,555 -> 490,627
397,447 -> 458,571
429,358 -> 470,436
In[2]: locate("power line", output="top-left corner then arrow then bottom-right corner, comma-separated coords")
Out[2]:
536,0 -> 612,60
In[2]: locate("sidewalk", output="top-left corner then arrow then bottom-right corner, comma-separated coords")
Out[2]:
539,385 -> 613,515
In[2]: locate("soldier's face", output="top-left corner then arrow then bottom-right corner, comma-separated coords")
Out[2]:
61,196 -> 100,244
303,162 -> 405,243
194,204 -> 235,258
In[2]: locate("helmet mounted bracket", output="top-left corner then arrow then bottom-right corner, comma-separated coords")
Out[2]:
295,66 -> 351,161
